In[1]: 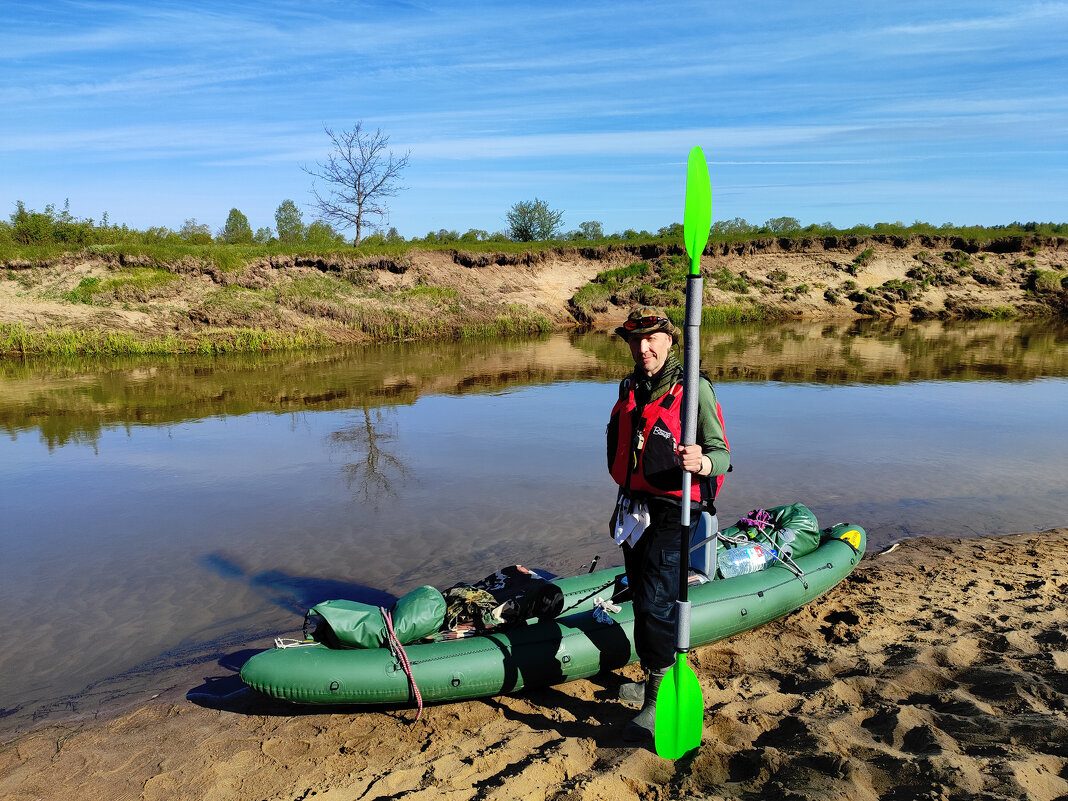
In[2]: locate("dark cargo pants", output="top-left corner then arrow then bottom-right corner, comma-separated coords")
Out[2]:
621,499 -> 699,671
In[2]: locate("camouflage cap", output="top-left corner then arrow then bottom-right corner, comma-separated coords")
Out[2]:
615,306 -> 681,341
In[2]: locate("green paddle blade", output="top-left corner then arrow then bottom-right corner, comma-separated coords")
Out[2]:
683,146 -> 712,276
654,653 -> 703,759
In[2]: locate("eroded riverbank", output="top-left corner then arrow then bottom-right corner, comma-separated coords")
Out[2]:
2,235 -> 1066,355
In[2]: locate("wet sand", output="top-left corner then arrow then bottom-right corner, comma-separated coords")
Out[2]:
2,529 -> 1066,801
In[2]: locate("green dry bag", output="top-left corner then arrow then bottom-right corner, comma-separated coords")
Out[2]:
720,502 -> 822,559
307,599 -> 386,649
389,585 -> 447,644
307,585 -> 446,649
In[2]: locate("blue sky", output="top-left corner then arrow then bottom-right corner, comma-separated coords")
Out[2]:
2,0 -> 1066,238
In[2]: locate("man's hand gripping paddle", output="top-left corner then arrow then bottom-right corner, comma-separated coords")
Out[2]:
654,146 -> 711,759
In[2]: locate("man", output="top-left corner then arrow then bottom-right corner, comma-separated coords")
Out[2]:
607,306 -> 730,742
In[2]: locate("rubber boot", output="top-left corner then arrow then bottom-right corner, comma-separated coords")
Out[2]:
618,677 -> 645,706
622,667 -> 667,742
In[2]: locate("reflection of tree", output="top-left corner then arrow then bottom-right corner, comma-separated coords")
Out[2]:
330,404 -> 410,504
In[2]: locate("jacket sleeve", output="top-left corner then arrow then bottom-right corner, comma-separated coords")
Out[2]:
697,379 -> 731,477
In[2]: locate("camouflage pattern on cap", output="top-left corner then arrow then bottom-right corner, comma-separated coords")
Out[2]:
614,306 -> 682,341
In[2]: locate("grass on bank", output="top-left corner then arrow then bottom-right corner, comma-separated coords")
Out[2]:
571,256 -> 780,326
1028,268 -> 1068,294
0,239 -> 413,270
64,266 -> 179,304
974,306 -> 1018,320
0,322 -> 329,357
0,297 -> 553,356
666,304 -> 790,328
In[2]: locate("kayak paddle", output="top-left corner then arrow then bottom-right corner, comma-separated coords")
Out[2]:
654,145 -> 711,759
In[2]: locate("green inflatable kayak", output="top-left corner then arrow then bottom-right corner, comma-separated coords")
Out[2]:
240,513 -> 865,708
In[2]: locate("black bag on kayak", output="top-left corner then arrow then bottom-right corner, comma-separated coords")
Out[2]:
445,565 -> 564,631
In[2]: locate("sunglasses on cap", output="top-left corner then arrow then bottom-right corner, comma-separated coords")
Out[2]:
623,315 -> 670,331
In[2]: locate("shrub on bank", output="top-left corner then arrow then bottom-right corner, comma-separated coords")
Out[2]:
1027,268 -> 1067,294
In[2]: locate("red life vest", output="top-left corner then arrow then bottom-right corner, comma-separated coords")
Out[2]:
607,377 -> 727,504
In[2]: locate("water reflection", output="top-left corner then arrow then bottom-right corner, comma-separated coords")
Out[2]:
691,318 -> 1068,384
330,405 -> 410,504
2,319 -> 1067,451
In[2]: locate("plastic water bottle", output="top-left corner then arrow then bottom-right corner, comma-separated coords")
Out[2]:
717,543 -> 778,578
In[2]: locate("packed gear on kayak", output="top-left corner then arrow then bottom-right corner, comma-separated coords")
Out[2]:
241,518 -> 866,710
304,565 -> 564,648
304,504 -> 827,653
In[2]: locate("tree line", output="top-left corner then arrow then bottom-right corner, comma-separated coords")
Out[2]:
4,198 -> 1066,251
0,198 -> 351,248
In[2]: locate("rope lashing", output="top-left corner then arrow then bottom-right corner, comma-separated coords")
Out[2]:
736,508 -> 808,583
738,508 -> 774,533
381,607 -> 424,722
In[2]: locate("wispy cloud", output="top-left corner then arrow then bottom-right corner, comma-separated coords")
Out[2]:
401,127 -> 866,160
0,63 -> 298,105
0,122 -> 319,161
883,2 -> 1068,37
0,120 -> 871,163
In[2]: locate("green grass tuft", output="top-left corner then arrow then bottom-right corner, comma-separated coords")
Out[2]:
712,267 -> 750,294
63,267 -> 178,305
594,262 -> 652,284
665,303 -> 787,328
1028,269 -> 1065,293
0,322 -> 327,356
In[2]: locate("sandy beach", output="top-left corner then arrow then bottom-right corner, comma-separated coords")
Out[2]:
2,529 -> 1066,801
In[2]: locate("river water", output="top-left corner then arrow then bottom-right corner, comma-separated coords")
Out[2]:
1,318 -> 1067,728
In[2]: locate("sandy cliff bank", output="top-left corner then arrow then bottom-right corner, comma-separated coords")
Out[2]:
2,236 -> 1066,350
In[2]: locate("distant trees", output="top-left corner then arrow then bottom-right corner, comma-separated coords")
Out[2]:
141,226 -> 173,243
274,199 -> 305,243
179,218 -> 213,244
764,216 -> 802,233
416,228 -> 511,245
711,217 -> 757,237
507,198 -> 564,241
303,121 -> 410,244
577,221 -> 604,240
8,199 -> 97,245
304,219 -> 347,246
4,198 -> 1066,251
708,217 -> 801,236
219,208 -> 253,244
10,201 -> 54,244
425,228 -> 460,243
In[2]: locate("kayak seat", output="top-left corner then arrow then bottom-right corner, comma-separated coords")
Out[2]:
689,511 -> 719,579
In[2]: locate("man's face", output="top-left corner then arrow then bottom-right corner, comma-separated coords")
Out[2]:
628,330 -> 673,377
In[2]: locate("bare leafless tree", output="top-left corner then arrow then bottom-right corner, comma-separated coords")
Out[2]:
303,121 -> 410,244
